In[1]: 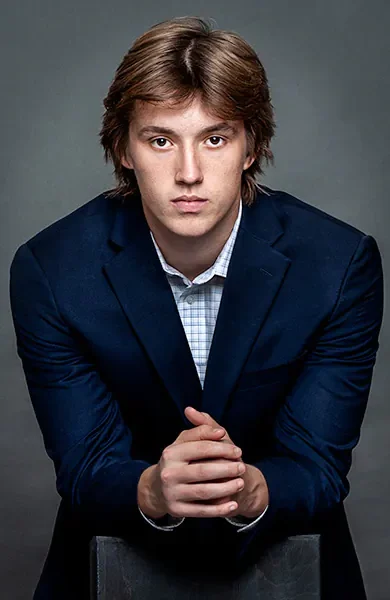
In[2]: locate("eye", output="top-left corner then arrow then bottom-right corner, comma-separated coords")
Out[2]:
150,137 -> 171,148
206,136 -> 225,147
150,135 -> 226,149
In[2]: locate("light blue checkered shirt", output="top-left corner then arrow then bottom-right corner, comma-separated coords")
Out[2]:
138,200 -> 268,532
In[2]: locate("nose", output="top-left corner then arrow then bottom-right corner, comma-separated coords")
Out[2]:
175,146 -> 203,185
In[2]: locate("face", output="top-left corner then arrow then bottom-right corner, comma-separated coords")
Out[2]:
120,94 -> 255,242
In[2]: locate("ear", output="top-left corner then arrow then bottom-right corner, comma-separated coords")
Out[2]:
120,151 -> 134,170
243,154 -> 255,171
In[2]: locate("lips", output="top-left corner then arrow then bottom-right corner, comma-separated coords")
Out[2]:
172,195 -> 208,203
171,196 -> 208,213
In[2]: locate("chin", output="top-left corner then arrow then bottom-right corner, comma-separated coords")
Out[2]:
163,218 -> 214,238
172,227 -> 212,239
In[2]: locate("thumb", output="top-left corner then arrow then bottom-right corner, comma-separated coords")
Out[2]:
185,407 -> 234,447
184,406 -> 220,429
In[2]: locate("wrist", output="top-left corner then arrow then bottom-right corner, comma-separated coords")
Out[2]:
137,464 -> 167,519
234,464 -> 269,519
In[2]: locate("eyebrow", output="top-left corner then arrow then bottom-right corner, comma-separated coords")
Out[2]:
137,122 -> 239,138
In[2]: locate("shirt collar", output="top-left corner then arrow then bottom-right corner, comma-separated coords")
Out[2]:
150,199 -> 242,286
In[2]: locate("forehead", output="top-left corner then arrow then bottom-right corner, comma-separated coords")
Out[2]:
130,96 -> 242,133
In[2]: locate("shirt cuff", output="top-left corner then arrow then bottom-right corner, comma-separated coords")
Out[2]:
224,504 -> 269,532
138,505 -> 185,531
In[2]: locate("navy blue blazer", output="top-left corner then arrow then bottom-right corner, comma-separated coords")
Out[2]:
10,187 -> 383,599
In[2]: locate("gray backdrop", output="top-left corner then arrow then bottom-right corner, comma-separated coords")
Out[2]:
1,1 -> 389,598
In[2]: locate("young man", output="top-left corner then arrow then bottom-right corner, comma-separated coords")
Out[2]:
10,16 -> 383,600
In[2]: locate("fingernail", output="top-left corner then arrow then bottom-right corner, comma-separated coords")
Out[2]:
213,428 -> 223,434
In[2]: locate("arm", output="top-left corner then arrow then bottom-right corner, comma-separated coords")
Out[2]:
247,234 -> 383,535
10,248 -> 237,534
186,234 -> 383,536
9,242 -> 156,534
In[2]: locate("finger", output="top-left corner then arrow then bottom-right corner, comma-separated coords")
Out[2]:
176,478 -> 244,503
175,424 -> 225,444
209,496 -> 233,505
169,500 -> 238,519
184,408 -> 235,447
165,440 -> 242,463
185,407 -> 219,428
168,459 -> 245,484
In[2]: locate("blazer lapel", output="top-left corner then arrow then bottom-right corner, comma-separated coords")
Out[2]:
102,189 -> 291,427
202,191 -> 291,423
103,195 -> 202,419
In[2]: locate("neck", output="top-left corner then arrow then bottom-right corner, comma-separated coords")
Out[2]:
155,232 -> 226,281
150,205 -> 240,281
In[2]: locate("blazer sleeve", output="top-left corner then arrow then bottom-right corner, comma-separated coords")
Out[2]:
245,234 -> 384,536
9,242 -> 154,535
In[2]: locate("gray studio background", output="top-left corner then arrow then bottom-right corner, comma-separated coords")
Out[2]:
1,1 -> 389,598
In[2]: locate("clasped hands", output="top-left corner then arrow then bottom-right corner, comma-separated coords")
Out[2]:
139,406 -> 269,520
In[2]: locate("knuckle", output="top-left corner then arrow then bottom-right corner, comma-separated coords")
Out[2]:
162,446 -> 173,461
198,463 -> 208,479
220,504 -> 230,516
198,442 -> 211,458
223,481 -> 234,495
199,440 -> 209,453
224,480 -> 235,493
211,441 -> 223,454
160,468 -> 172,484
194,485 -> 209,501
175,431 -> 185,443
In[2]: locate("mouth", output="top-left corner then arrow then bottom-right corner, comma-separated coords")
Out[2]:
171,195 -> 208,213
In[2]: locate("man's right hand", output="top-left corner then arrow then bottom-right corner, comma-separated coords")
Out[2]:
137,425 -> 245,519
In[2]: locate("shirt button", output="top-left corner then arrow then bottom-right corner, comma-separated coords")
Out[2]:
186,295 -> 194,304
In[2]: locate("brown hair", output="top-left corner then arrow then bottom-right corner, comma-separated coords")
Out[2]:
99,16 -> 275,206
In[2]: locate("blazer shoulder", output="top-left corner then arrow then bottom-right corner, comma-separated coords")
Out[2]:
263,188 -> 372,258
13,190 -> 119,270
267,187 -> 367,238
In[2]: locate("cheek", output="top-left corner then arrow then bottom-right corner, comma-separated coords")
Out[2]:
132,155 -> 161,188
217,161 -> 243,182
131,145 -> 162,174
206,151 -> 244,174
